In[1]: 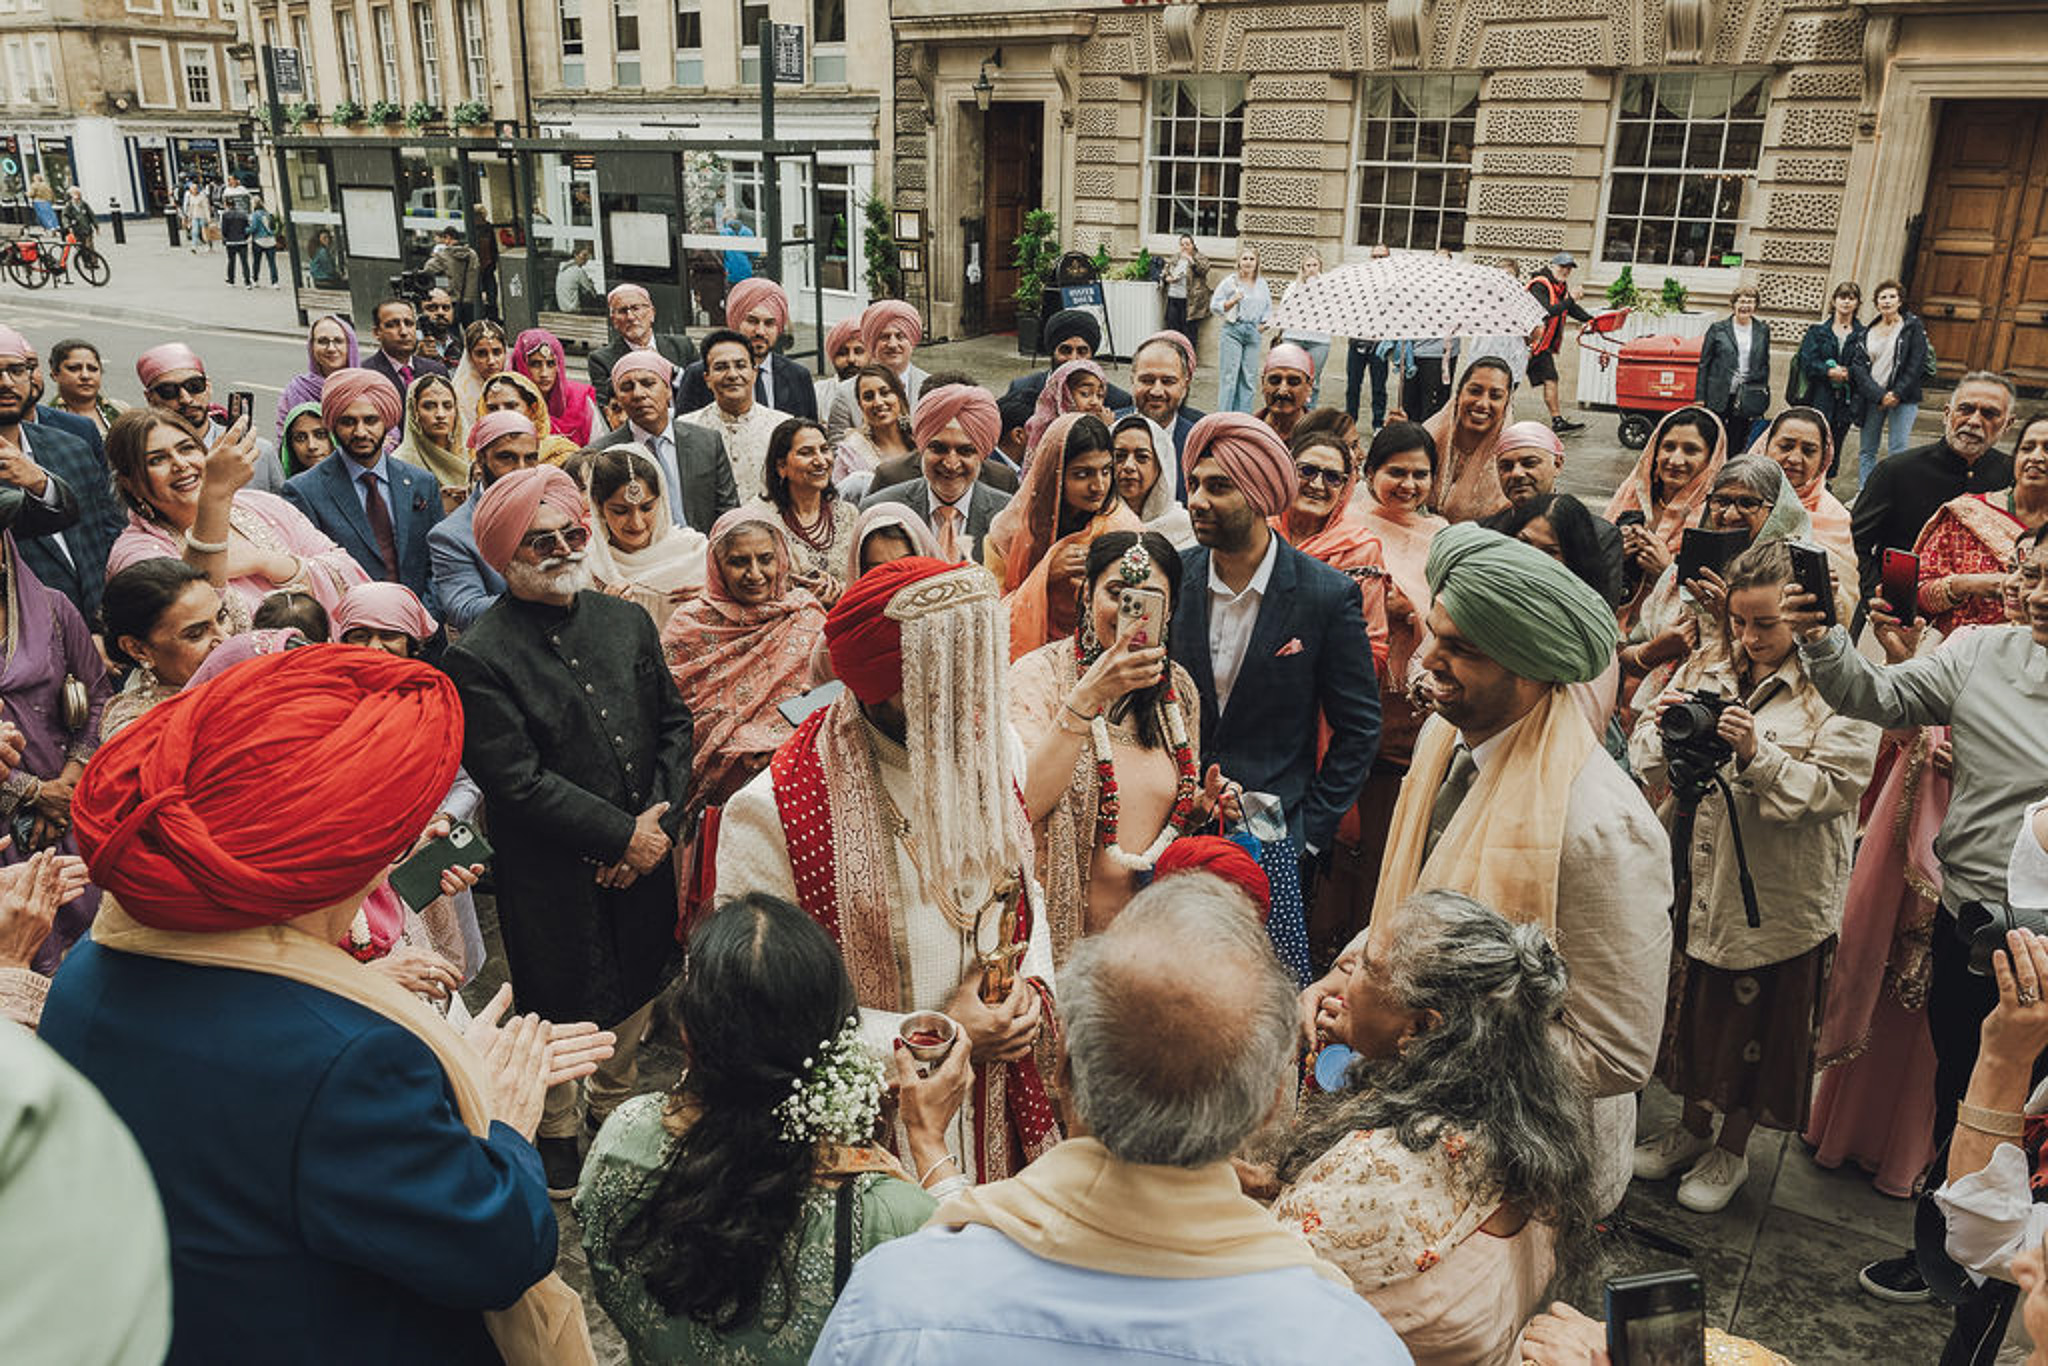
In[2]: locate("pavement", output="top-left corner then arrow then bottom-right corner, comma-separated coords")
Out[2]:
23,240 -> 1965,1362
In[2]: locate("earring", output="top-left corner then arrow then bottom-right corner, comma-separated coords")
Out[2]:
137,661 -> 159,691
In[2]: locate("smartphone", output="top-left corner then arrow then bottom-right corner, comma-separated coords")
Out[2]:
1676,527 -> 1748,585
1118,586 -> 1167,648
1614,509 -> 1648,531
1880,548 -> 1921,617
777,680 -> 844,727
1605,1270 -> 1706,1366
225,389 -> 255,429
1786,539 -> 1837,627
389,821 -> 494,912
1614,510 -> 1649,592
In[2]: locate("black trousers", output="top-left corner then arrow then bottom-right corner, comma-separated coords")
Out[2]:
1927,909 -> 1998,1158
1346,340 -> 1388,428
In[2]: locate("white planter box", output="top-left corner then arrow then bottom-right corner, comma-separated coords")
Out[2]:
1100,279 -> 1165,361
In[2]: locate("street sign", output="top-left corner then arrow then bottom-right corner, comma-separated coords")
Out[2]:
771,23 -> 805,84
264,46 -> 305,100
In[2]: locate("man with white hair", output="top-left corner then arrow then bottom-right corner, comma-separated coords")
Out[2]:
441,465 -> 694,1199
812,874 -> 1410,1364
716,556 -> 1059,1184
587,283 -> 697,406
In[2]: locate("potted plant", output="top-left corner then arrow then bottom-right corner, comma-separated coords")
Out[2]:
404,101 -> 441,130
1100,246 -> 1164,360
368,99 -> 402,125
285,101 -> 318,133
451,99 -> 489,130
1011,208 -> 1060,355
1660,275 -> 1691,313
330,98 -> 365,125
862,194 -> 900,300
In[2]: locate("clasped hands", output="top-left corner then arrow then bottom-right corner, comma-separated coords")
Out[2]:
596,802 -> 672,890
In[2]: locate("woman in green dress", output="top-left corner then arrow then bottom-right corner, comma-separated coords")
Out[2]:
577,893 -> 972,1365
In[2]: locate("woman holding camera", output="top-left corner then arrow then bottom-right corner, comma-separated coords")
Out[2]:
1626,541 -> 1879,1214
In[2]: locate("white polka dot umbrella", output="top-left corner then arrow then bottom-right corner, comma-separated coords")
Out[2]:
1268,255 -> 1549,341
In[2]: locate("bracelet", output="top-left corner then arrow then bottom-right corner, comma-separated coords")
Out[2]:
1055,710 -> 1091,738
925,1173 -> 971,1201
917,1152 -> 961,1187
182,527 -> 229,555
1063,699 -> 1098,723
1957,1102 -> 2025,1138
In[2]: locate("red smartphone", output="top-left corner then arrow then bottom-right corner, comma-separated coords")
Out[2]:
1880,548 -> 1920,618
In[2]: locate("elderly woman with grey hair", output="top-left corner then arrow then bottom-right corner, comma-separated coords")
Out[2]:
1270,891 -> 1596,1366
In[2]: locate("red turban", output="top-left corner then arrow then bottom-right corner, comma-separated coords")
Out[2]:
859,299 -> 924,355
319,366 -> 402,434
725,277 -> 789,330
334,583 -> 440,642
73,646 -> 463,933
825,316 -> 863,359
823,555 -> 956,705
1183,412 -> 1299,519
910,383 -> 1000,456
470,465 -> 587,575
136,343 -> 205,387
1154,836 -> 1272,920
466,408 -> 535,452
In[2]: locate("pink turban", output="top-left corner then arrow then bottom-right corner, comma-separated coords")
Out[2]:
466,408 -> 536,453
859,299 -> 924,355
471,465 -> 586,575
136,343 -> 205,387
910,384 -> 1001,455
1263,341 -> 1316,377
319,367 -> 402,434
607,283 -> 652,309
0,326 -> 29,363
609,348 -> 672,392
725,278 -> 789,330
1134,329 -> 1197,377
334,582 -> 440,643
1494,419 -> 1566,462
825,316 -> 863,358
1183,412 -> 1298,518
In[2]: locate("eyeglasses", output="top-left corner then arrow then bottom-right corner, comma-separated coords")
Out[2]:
150,376 -> 208,402
1294,464 -> 1347,488
0,362 -> 32,383
1706,494 -> 1769,515
611,303 -> 652,316
518,524 -> 591,555
1952,401 -> 2007,420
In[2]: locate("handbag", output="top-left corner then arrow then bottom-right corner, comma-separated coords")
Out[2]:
1737,380 -> 1771,419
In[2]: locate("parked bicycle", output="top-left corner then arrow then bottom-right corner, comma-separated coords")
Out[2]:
3,231 -> 108,289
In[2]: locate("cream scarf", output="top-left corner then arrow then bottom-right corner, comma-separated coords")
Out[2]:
932,1136 -> 1350,1287
91,898 -> 596,1366
1368,688 -> 1595,951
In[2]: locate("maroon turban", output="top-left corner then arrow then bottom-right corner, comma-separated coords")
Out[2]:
73,646 -> 463,933
1154,835 -> 1272,920
1183,412 -> 1298,518
859,299 -> 924,355
319,366 -> 402,434
910,384 -> 1001,455
470,465 -> 587,575
823,555 -> 956,705
725,277 -> 790,330
0,327 -> 30,363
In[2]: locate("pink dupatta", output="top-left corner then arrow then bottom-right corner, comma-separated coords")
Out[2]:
988,413 -> 1142,660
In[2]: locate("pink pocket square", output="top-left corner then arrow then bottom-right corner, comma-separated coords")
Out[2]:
1275,638 -> 1304,658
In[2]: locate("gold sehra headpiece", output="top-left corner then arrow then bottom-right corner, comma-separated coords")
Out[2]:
883,564 -> 999,622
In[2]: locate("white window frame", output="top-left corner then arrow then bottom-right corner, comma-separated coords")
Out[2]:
559,0 -> 584,90
337,13 -> 364,103
1144,77 -> 1246,243
0,0 -> 20,17
373,6 -> 399,102
132,38 -> 176,108
673,0 -> 701,86
179,42 -> 219,109
127,0 -> 164,13
810,0 -> 843,83
17,0 -> 40,12
738,0 -> 766,85
1348,73 -> 1480,255
1595,69 -> 1769,275
292,13 -> 319,104
217,0 -> 238,15
459,0 -> 486,102
171,0 -> 208,16
413,1 -> 441,104
26,36 -> 53,102
3,40 -> 28,106
612,0 -> 640,86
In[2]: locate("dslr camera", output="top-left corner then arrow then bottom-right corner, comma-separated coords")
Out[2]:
387,267 -> 437,304
1658,690 -> 1735,800
1958,901 -> 2048,976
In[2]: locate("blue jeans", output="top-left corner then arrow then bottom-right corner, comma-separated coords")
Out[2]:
1217,320 -> 1259,413
1295,339 -> 1330,407
1859,400 -> 1919,486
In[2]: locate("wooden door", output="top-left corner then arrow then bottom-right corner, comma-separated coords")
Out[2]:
1912,101 -> 2048,391
983,102 -> 1043,331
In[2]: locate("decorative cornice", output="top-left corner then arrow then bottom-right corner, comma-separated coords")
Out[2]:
1388,0 -> 1428,68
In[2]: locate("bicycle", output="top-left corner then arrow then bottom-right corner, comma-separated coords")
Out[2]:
0,234 -> 45,289
32,232 -> 110,288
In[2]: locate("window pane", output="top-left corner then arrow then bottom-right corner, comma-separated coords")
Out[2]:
1641,175 -> 1678,217
1618,75 -> 1652,118
1608,173 -> 1642,215
1724,120 -> 1762,170
1684,123 -> 1723,169
1647,124 -> 1685,169
1614,121 -> 1648,166
1442,212 -> 1466,251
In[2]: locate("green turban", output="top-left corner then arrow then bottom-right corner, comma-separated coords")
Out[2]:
1425,522 -> 1617,684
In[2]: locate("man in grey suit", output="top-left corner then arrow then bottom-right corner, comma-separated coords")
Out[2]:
588,348 -> 738,535
587,283 -> 697,407
861,383 -> 1010,565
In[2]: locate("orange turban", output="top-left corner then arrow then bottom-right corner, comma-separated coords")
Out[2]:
859,299 -> 923,355
1154,835 -> 1272,920
725,277 -> 790,330
73,646 -> 463,933
1183,412 -> 1298,518
319,366 -> 402,434
910,383 -> 1000,455
823,555 -> 955,705
470,465 -> 586,575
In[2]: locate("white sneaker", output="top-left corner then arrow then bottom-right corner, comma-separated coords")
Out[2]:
1632,1122 -> 1714,1180
1676,1146 -> 1749,1213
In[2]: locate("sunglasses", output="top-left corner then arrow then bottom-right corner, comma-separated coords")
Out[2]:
1294,464 -> 1348,488
150,376 -> 208,401
518,524 -> 591,555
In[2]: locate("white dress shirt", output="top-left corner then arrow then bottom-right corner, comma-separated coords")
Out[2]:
628,419 -> 687,525
1206,532 -> 1278,715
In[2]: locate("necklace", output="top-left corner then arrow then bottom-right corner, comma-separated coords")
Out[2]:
1072,632 -> 1199,870
784,498 -> 836,552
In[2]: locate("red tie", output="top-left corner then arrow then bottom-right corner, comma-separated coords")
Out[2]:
398,362 -> 414,390
360,470 -> 400,580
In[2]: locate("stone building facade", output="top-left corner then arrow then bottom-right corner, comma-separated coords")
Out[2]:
886,0 -> 2048,392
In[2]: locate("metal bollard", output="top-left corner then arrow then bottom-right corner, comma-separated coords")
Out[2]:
109,198 -> 124,245
164,205 -> 179,248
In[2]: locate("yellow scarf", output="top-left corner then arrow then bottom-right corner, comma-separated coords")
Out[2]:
91,899 -> 596,1366
931,1136 -> 1350,1287
1368,688 -> 1594,952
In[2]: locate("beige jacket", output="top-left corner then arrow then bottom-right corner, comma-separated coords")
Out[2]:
1629,652 -> 1880,972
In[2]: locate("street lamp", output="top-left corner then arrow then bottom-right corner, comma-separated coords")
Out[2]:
973,49 -> 1001,112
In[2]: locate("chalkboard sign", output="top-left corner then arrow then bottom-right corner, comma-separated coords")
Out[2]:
772,24 -> 806,84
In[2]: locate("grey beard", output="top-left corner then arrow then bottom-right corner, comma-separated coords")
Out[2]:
506,555 -> 591,599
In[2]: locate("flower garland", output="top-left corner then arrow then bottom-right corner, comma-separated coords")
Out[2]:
772,1017 -> 886,1145
1072,623 -> 1199,873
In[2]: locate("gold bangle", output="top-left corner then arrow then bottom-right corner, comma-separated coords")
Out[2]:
1957,1102 -> 2025,1138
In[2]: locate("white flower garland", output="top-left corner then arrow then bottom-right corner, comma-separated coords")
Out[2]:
772,1017 -> 886,1145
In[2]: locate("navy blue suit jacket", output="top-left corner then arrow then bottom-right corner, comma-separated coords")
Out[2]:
41,940 -> 557,1365
35,402 -> 103,461
284,452 -> 446,614
16,421 -> 123,623
1170,537 -> 1381,852
673,351 -> 819,421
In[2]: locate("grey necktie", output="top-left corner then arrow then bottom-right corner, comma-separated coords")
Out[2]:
1421,748 -> 1478,863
